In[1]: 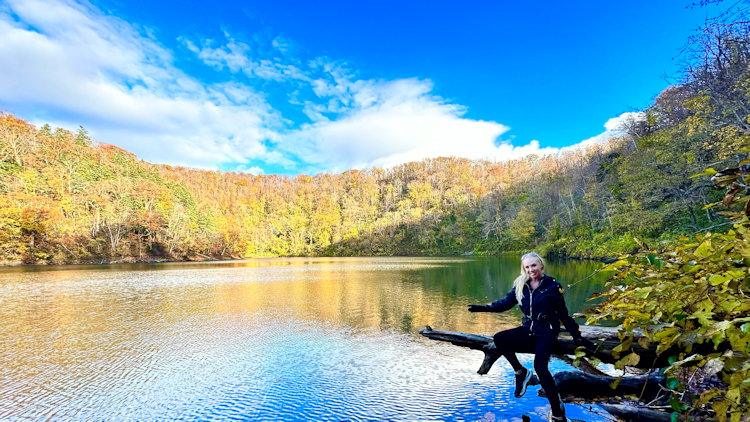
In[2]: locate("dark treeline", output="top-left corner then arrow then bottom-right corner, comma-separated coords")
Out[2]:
0,22 -> 746,264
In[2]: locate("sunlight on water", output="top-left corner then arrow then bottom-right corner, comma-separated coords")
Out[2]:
0,257 -> 610,421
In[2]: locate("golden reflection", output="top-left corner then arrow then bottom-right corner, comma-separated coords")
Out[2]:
201,257 -> 527,336
0,257 -> 605,420
0,257 -> 602,345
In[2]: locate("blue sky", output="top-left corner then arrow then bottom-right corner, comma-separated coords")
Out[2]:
0,0 -> 729,175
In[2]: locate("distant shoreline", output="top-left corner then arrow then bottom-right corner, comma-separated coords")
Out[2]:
0,255 -> 221,267
0,252 -> 611,267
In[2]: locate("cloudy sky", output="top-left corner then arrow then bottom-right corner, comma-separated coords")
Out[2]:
0,0 -> 727,175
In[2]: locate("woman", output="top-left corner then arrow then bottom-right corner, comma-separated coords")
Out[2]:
468,252 -> 593,422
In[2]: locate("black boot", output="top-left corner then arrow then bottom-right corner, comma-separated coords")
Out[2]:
513,367 -> 533,398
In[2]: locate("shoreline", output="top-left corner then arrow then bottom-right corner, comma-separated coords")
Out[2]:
0,252 -> 613,267
0,255 -> 227,267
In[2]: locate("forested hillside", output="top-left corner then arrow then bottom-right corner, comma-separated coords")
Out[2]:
0,25 -> 745,265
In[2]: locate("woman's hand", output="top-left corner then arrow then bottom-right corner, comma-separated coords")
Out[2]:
468,304 -> 489,312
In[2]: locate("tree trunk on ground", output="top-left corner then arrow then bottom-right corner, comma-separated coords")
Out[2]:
418,325 -> 661,370
419,326 -> 675,422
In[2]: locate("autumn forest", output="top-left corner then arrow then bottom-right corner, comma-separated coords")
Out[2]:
0,25 -> 747,266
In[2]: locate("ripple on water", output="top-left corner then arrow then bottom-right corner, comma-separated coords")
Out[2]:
0,259 -> 611,421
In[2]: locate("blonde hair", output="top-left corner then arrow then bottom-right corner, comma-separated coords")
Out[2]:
513,252 -> 545,303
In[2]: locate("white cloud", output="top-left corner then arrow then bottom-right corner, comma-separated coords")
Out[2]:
284,74 -> 643,172
0,0 -> 629,175
573,111 -> 646,149
604,111 -> 646,132
282,78 -> 589,172
182,33 -> 308,82
0,0 -> 279,169
233,165 -> 265,175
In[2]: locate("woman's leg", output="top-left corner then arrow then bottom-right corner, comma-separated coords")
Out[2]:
494,325 -> 536,397
492,325 -> 532,371
533,335 -> 565,418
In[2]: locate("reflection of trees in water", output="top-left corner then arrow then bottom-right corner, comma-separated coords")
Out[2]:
130,257 -> 606,337
544,259 -> 607,313
402,257 -> 606,327
1,257 -> 609,383
27,257 -> 604,341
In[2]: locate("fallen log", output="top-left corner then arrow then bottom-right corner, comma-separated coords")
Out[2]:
418,325 -> 662,371
597,404 -> 671,422
419,326 -> 674,422
552,371 -> 665,403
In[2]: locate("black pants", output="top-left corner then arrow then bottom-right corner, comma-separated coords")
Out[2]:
493,325 -> 564,417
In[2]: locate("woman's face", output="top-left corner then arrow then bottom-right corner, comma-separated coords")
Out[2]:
522,257 -> 543,281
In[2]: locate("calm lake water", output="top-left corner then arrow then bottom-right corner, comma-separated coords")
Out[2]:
0,256 -> 611,421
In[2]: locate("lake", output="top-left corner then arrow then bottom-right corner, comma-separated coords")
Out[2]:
0,256 -> 611,421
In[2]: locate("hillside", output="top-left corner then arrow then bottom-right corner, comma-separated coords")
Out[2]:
0,28 -> 745,265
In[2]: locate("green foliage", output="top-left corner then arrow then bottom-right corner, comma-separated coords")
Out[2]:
0,92 -> 737,262
586,155 -> 750,419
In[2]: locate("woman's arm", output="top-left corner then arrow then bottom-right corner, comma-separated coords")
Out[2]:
556,290 -> 596,350
556,293 -> 581,337
468,287 -> 517,313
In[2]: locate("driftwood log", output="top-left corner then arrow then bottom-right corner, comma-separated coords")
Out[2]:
553,371 -> 671,421
418,325 -> 661,372
597,404 -> 672,422
419,325 -> 674,422
553,371 -> 665,402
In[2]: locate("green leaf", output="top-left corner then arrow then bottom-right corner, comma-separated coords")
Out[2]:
627,310 -> 651,320
726,387 -> 740,403
709,274 -> 730,286
670,411 -> 679,422
694,241 -> 712,258
669,396 -> 687,411
712,401 -> 729,422
691,310 -> 715,327
667,377 -> 679,389
692,167 -> 718,177
720,300 -> 741,312
616,352 -> 641,368
686,264 -> 704,274
726,270 -> 745,279
633,288 -> 652,299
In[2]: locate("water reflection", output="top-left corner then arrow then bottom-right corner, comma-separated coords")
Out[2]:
0,257 -> 609,421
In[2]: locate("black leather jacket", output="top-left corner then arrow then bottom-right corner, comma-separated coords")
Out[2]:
481,274 -> 581,337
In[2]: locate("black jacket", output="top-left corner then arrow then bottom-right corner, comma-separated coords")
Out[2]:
481,274 -> 581,337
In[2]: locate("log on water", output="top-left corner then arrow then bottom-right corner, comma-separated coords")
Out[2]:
418,325 -> 662,371
597,404 -> 672,422
552,371 -> 665,403
418,326 -> 673,422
